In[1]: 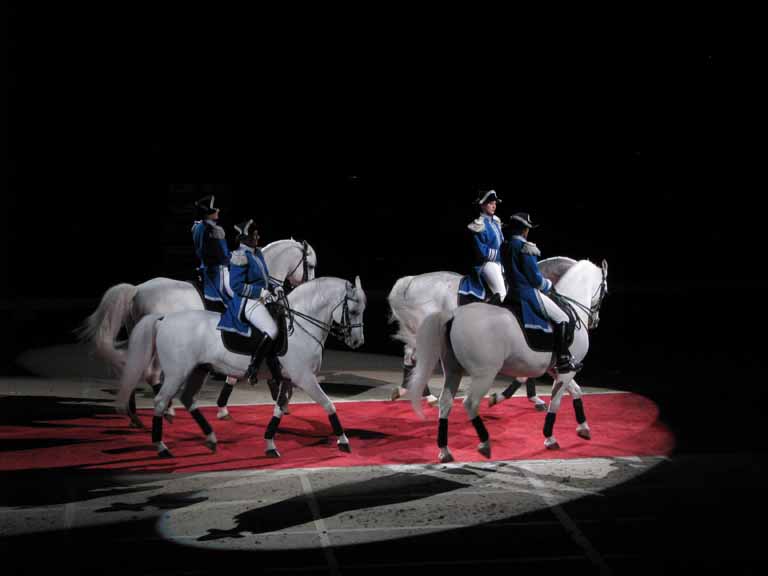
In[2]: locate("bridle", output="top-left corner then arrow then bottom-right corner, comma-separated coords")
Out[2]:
552,267 -> 608,330
278,284 -> 363,350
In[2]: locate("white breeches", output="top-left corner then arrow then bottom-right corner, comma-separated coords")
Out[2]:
539,293 -> 570,324
480,261 -> 507,300
244,300 -> 278,339
222,268 -> 233,298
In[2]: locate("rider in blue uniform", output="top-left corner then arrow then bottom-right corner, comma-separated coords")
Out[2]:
217,219 -> 284,385
503,212 -> 580,373
192,195 -> 232,310
459,190 -> 506,304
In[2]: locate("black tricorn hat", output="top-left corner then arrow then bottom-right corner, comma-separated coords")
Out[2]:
234,219 -> 255,238
509,212 -> 538,228
194,195 -> 220,216
476,189 -> 502,205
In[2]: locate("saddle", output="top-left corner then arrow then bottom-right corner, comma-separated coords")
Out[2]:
220,301 -> 289,357
501,300 -> 555,353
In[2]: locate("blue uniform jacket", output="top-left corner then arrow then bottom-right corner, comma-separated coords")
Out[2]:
192,220 -> 231,303
458,214 -> 504,300
217,246 -> 277,337
503,235 -> 553,333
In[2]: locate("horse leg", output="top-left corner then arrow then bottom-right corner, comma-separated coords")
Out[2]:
127,389 -> 145,429
216,375 -> 238,420
152,383 -> 177,458
264,404 -> 285,458
464,374 -> 495,459
146,353 -> 174,423
543,375 -> 573,449
180,366 -> 217,452
526,378 -> 547,411
289,372 -> 352,453
435,368 -> 462,463
568,379 -> 591,440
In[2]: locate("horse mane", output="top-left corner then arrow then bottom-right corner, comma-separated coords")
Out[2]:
289,277 -> 365,312
263,239 -> 299,253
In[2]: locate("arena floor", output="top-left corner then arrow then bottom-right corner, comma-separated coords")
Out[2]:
0,344 -> 764,575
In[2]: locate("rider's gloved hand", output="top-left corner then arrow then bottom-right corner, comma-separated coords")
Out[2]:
259,288 -> 274,303
273,286 -> 285,299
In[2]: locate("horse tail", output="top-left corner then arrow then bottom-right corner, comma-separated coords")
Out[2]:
76,283 -> 138,373
387,276 -> 421,349
407,311 -> 452,418
115,314 -> 162,414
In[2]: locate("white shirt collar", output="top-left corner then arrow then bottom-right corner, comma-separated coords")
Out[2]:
513,235 -> 527,242
239,243 -> 255,253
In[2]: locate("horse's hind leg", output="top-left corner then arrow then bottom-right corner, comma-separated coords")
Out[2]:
216,375 -> 238,420
144,352 -> 175,423
180,366 -> 217,452
463,373 -> 495,459
526,378 -> 547,411
434,368 -> 462,463
567,379 -> 591,440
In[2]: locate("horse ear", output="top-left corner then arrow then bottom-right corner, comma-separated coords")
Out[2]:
602,259 -> 608,276
354,275 -> 362,291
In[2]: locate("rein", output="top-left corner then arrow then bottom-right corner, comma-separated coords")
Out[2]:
277,289 -> 362,351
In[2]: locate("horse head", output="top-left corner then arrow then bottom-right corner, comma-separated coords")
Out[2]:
332,276 -> 366,349
285,240 -> 317,287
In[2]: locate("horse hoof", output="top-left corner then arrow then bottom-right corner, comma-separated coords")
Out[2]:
577,428 -> 592,440
390,388 -> 401,401
163,413 -> 174,424
205,440 -> 217,453
488,393 -> 498,407
535,402 -> 547,412
439,451 -> 454,463
545,441 -> 560,450
158,449 -> 174,459
426,395 -> 439,407
265,449 -> 281,458
478,443 -> 491,458
217,412 -> 231,420
338,442 -> 352,453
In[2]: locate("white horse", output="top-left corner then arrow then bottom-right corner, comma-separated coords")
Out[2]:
387,257 -> 576,409
115,276 -> 366,458
78,239 -> 317,377
406,259 -> 608,463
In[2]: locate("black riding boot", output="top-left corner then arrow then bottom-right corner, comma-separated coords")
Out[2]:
488,292 -> 502,306
245,333 -> 273,386
553,322 -> 581,373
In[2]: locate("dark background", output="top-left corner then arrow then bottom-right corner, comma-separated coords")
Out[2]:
3,7 -> 767,574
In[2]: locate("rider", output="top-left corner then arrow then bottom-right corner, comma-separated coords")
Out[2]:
467,190 -> 506,304
502,212 -> 580,374
217,220 -> 284,386
192,195 -> 232,311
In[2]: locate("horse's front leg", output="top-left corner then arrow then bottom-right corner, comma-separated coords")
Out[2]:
543,375 -> 573,450
567,379 -> 591,440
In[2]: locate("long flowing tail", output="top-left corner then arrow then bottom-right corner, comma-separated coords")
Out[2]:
407,311 -> 452,418
387,276 -> 425,349
75,283 -> 138,372
115,314 -> 162,414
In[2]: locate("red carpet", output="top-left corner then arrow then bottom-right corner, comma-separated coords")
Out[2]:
0,393 -> 674,473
